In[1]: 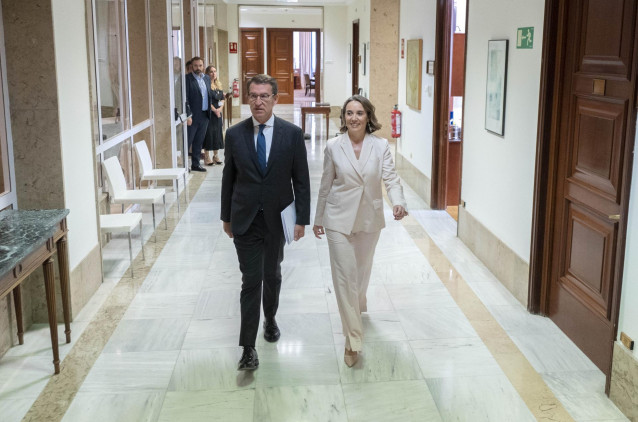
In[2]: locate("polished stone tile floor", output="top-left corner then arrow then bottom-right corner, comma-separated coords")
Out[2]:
0,105 -> 629,421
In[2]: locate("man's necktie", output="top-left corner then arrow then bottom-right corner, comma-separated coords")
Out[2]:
257,124 -> 267,174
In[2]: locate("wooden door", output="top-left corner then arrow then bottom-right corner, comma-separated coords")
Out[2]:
548,0 -> 637,378
352,20 -> 359,95
267,29 -> 294,104
240,28 -> 264,104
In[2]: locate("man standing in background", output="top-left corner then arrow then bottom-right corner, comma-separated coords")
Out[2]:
185,56 -> 212,172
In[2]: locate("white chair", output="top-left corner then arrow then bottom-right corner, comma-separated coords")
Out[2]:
103,156 -> 167,230
100,213 -> 144,277
134,141 -> 187,214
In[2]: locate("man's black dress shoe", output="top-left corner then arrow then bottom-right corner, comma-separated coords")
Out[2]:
263,317 -> 281,342
191,165 -> 207,172
238,346 -> 259,371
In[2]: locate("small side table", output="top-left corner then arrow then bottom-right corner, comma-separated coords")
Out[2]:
301,103 -> 331,139
0,209 -> 71,374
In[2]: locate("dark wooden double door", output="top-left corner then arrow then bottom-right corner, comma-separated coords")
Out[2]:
240,28 -> 296,105
543,0 -> 637,382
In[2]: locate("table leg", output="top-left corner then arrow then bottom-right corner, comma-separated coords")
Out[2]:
56,236 -> 72,343
43,256 -> 60,374
302,111 -> 306,133
12,286 -> 24,345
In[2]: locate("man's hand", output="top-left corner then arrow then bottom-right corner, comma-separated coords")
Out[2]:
223,221 -> 233,238
294,224 -> 305,241
393,205 -> 408,220
187,117 -> 193,126
313,225 -> 325,239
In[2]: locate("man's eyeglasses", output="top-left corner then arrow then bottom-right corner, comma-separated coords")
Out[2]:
248,93 -> 274,102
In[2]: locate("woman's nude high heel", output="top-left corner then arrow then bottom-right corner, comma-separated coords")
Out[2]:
344,348 -> 358,367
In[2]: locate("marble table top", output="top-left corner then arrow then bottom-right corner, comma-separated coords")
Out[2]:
0,209 -> 69,279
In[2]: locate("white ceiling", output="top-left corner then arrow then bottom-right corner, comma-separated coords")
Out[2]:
239,5 -> 323,14
225,0 -> 353,6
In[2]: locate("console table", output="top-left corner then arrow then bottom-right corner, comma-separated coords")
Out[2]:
0,209 -> 71,374
301,103 -> 331,139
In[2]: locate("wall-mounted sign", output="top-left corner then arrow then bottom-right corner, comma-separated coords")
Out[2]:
426,60 -> 435,75
516,27 -> 534,49
229,42 -> 238,54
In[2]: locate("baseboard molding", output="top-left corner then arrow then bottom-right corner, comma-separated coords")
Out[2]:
395,151 -> 431,206
0,295 -> 18,358
458,206 -> 529,305
610,342 -> 638,421
69,244 -> 103,319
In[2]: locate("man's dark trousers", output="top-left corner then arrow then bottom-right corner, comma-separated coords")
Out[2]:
234,211 -> 285,346
188,108 -> 209,168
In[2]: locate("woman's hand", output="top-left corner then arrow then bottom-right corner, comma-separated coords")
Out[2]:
313,225 -> 325,239
393,205 -> 408,220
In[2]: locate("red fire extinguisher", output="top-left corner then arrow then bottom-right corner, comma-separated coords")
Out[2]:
232,78 -> 240,98
391,104 -> 402,138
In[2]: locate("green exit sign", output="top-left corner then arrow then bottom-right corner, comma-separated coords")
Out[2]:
517,27 -> 534,49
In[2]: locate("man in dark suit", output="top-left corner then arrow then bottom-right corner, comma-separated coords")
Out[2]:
185,56 -> 212,172
221,74 -> 310,371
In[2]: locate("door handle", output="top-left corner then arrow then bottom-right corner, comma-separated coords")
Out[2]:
608,214 -> 620,221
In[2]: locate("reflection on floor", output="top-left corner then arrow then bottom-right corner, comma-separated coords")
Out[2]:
445,205 -> 458,221
0,105 -> 629,422
295,88 -> 316,107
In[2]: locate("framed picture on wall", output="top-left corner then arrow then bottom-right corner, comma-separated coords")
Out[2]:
485,39 -> 508,136
406,39 -> 423,110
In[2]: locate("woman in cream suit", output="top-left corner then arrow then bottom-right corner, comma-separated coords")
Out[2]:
313,95 -> 407,367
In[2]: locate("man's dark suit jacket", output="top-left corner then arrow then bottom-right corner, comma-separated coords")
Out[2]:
185,73 -> 213,119
221,116 -> 311,236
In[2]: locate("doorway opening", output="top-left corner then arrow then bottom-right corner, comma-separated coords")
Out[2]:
431,0 -> 467,220
238,6 -> 322,108
352,19 -> 359,96
293,30 -> 318,107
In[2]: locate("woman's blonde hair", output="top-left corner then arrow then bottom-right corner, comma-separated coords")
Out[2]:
205,65 -> 223,90
339,95 -> 382,133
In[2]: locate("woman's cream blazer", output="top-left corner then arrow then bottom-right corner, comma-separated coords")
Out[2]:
314,132 -> 407,235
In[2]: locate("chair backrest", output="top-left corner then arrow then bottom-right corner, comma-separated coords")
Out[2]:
304,74 -> 311,84
103,156 -> 128,198
134,141 -> 154,176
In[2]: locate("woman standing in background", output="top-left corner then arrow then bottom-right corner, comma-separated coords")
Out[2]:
203,65 -> 225,165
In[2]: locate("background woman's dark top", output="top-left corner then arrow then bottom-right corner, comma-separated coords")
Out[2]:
203,88 -> 224,151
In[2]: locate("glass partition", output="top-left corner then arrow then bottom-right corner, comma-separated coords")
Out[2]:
95,0 -> 130,141
172,0 -> 184,118
171,0 -> 188,169
0,51 -> 15,210
175,122 -> 185,168
0,82 -> 9,198
127,0 -> 152,126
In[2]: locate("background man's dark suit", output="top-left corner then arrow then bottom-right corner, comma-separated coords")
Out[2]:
221,116 -> 310,347
185,71 -> 213,168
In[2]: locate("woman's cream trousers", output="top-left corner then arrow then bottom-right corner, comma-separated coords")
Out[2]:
326,229 -> 381,351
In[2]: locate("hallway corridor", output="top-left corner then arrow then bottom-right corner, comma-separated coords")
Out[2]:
1,107 -> 629,422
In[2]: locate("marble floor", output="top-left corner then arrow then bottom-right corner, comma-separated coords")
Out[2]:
0,105 -> 630,421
